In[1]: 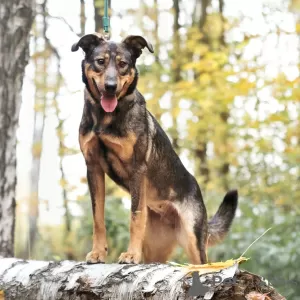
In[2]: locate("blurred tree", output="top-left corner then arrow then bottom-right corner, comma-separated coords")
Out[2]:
46,32 -> 76,260
19,0 -> 80,260
26,0 -> 49,258
0,0 -> 35,257
168,0 -> 181,152
80,0 -> 86,35
41,4 -> 81,258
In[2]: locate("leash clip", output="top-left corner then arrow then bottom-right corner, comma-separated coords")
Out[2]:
103,31 -> 110,40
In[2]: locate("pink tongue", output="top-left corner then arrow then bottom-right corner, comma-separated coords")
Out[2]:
100,95 -> 118,112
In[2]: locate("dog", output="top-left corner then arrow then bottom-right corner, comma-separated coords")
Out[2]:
71,33 -> 238,264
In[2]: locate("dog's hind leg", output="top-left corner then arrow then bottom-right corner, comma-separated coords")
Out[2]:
175,200 -> 208,265
142,209 -> 177,263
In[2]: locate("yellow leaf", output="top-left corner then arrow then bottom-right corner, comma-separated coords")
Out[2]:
59,178 -> 68,188
171,257 -> 248,275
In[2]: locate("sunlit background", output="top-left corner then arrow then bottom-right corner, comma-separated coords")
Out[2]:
15,0 -> 300,298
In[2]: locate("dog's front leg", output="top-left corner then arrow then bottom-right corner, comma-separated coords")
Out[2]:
85,166 -> 107,264
119,173 -> 147,264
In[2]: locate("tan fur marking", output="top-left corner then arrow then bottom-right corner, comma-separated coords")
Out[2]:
144,178 -> 159,202
85,63 -> 104,99
169,188 -> 177,199
102,114 -> 112,125
86,167 -> 107,263
144,179 -> 179,225
79,131 -> 97,161
80,132 -> 107,263
142,179 -> 201,263
174,202 -> 201,264
119,177 -> 148,264
178,220 -> 201,264
128,205 -> 147,251
99,132 -> 137,161
142,179 -> 179,262
118,68 -> 136,99
105,53 -> 109,59
143,209 -> 177,263
107,152 -> 129,179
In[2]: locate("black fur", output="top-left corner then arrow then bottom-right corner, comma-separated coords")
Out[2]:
73,34 -> 238,264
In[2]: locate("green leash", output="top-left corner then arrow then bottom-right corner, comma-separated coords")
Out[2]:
103,0 -> 110,39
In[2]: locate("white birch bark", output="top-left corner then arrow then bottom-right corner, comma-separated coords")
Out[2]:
0,258 -> 286,300
0,0 -> 35,257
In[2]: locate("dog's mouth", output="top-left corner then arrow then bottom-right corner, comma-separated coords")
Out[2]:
92,78 -> 117,113
100,92 -> 118,113
92,78 -> 129,113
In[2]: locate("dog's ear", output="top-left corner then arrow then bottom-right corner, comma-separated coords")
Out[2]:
71,33 -> 106,54
122,35 -> 154,59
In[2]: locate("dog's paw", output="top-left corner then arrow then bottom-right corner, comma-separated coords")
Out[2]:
118,252 -> 141,264
86,250 -> 106,264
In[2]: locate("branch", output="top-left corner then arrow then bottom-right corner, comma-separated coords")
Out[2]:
47,14 -> 81,37
0,258 -> 286,299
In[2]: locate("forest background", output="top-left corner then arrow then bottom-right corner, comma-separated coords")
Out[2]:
14,0 -> 300,298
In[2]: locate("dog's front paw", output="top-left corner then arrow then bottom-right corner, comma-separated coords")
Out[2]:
86,250 -> 106,264
118,252 -> 141,264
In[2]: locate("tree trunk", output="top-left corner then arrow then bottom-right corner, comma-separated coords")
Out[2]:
153,0 -> 160,64
0,0 -> 35,257
170,0 -> 181,152
0,258 -> 286,300
26,0 -> 48,258
80,0 -> 86,36
192,0 -> 212,185
199,0 -> 211,30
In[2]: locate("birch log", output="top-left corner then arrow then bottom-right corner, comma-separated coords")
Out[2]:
0,258 -> 286,300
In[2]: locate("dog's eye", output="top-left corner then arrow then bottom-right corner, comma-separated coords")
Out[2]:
97,59 -> 105,65
119,61 -> 127,68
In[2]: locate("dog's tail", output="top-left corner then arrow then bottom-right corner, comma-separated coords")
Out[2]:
207,190 -> 238,247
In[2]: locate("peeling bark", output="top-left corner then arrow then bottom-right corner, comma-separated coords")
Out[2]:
0,0 -> 35,257
0,258 -> 286,300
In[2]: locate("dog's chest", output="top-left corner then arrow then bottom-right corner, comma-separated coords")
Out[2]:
97,130 -> 136,181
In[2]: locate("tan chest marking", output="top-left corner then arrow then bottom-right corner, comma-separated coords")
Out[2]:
79,132 -> 109,172
106,151 -> 130,179
79,131 -> 98,159
102,114 -> 112,125
99,132 -> 137,162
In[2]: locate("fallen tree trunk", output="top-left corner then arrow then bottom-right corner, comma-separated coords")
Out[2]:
0,258 -> 285,300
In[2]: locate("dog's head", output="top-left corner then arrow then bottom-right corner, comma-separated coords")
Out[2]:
72,33 -> 154,112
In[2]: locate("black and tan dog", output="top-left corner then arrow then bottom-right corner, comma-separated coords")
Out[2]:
71,33 -> 238,264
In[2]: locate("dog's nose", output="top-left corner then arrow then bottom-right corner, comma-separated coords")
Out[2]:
105,82 -> 117,94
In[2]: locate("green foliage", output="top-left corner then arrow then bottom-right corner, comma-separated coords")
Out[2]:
208,198 -> 300,299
